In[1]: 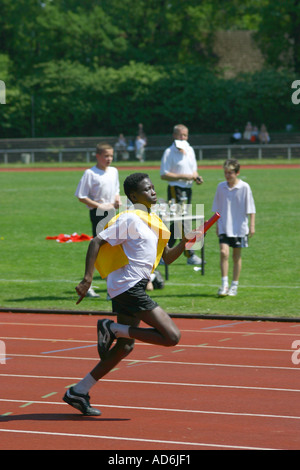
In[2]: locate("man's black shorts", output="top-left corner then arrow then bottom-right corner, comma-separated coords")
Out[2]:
111,278 -> 158,317
219,233 -> 248,248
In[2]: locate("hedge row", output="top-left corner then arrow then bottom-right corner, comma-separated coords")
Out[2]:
1,62 -> 299,138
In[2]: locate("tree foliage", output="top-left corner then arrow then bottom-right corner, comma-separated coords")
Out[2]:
254,0 -> 300,73
0,0 -> 298,138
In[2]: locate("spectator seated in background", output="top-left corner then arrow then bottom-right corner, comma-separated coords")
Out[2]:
258,124 -> 270,144
243,122 -> 252,140
250,125 -> 259,143
230,129 -> 242,144
114,134 -> 129,160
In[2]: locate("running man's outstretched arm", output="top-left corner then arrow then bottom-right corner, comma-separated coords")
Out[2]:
162,226 -> 203,265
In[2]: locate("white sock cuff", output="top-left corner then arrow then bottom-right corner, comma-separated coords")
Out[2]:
111,323 -> 130,339
73,373 -> 97,395
222,276 -> 228,286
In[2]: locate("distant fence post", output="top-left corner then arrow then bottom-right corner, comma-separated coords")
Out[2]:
258,147 -> 262,159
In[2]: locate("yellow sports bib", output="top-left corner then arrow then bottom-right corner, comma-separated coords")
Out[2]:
95,209 -> 170,279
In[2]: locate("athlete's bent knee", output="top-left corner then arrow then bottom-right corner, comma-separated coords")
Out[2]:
165,329 -> 181,347
118,338 -> 135,357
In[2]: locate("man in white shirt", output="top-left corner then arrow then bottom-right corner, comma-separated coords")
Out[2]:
135,135 -> 146,161
212,159 -> 256,297
160,124 -> 204,265
75,143 -> 121,297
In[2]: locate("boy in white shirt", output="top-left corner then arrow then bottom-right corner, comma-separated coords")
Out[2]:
63,173 -> 203,416
75,143 -> 121,237
212,159 -> 256,297
75,143 -> 121,298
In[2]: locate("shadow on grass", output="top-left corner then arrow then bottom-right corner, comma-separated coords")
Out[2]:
152,292 -> 219,300
5,288 -> 107,303
5,296 -> 74,302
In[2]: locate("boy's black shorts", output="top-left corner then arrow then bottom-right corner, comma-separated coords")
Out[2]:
219,233 -> 248,248
111,278 -> 158,318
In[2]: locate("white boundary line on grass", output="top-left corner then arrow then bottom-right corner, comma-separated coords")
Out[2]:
0,279 -> 299,289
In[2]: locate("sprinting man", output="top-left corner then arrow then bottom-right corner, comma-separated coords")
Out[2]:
63,173 -> 202,415
212,159 -> 256,297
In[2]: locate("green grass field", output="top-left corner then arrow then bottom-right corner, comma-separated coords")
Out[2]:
0,161 -> 299,319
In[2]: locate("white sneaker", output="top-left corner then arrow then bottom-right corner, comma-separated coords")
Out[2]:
86,287 -> 100,298
218,286 -> 229,297
187,254 -> 202,265
228,285 -> 238,296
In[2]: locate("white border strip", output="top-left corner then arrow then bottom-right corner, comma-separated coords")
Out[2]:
0,428 -> 276,450
0,279 -> 299,289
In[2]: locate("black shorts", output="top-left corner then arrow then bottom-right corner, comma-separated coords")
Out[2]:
167,185 -> 192,204
89,208 -> 108,238
219,233 -> 248,248
111,278 -> 158,318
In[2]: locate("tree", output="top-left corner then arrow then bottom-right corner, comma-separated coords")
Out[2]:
98,0 -> 225,66
0,0 -> 127,76
254,0 -> 300,73
0,0 -> 299,137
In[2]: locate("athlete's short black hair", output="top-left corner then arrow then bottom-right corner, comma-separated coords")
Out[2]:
123,173 -> 149,202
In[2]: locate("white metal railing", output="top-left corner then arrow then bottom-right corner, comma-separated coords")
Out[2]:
0,143 -> 299,164
0,147 -> 96,164
194,143 -> 300,160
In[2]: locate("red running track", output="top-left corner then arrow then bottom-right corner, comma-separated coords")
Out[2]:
1,312 -> 300,450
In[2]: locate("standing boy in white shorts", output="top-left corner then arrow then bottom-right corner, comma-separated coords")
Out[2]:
75,143 -> 121,298
212,159 -> 256,297
75,143 -> 121,238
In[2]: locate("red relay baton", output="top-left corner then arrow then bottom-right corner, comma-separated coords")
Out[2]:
186,212 -> 220,247
204,212 -> 220,234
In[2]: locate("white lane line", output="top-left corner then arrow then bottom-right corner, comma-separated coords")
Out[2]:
0,337 -> 93,343
2,327 -> 300,338
0,322 -> 97,329
1,374 -> 300,393
1,334 -> 298,351
1,397 -> 300,421
1,353 -> 300,371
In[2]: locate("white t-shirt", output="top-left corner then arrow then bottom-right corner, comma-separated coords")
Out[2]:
212,179 -> 256,237
75,166 -> 120,209
135,138 -> 146,151
98,212 -> 158,298
160,142 -> 197,188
